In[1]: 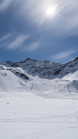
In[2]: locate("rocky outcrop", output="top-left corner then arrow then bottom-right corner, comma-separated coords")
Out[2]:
1,57 -> 78,79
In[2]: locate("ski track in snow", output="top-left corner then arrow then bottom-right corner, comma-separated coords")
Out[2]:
0,94 -> 78,139
0,59 -> 78,139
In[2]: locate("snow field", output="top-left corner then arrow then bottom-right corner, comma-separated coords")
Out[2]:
0,65 -> 78,139
0,93 -> 78,139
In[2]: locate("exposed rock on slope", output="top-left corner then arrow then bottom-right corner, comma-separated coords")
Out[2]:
1,57 -> 78,79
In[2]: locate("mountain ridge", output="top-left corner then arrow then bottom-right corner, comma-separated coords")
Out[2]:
0,57 -> 78,97
0,56 -> 78,79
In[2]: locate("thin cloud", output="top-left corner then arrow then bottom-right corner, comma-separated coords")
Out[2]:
0,34 -> 13,41
14,0 -> 78,36
22,41 -> 40,52
51,50 -> 77,61
1,0 -> 78,36
0,33 -> 14,48
0,0 -> 12,11
1,0 -> 78,39
7,35 -> 29,49
27,41 -> 40,52
0,33 -> 30,49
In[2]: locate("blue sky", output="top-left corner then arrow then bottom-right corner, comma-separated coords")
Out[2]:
0,0 -> 78,63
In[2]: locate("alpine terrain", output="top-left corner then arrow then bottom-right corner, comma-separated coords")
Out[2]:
0,57 -> 78,139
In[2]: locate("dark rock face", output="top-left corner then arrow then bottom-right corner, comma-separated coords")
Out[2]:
1,57 -> 78,79
12,70 -> 29,80
74,57 -> 78,61
7,69 -> 29,80
53,70 -> 62,75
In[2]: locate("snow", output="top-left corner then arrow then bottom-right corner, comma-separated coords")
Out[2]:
0,58 -> 78,139
0,93 -> 78,139
67,71 -> 78,80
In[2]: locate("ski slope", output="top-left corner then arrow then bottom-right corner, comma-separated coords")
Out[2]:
0,63 -> 78,139
0,93 -> 78,139
0,67 -> 78,99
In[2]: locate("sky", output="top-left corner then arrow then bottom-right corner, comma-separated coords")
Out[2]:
0,0 -> 78,63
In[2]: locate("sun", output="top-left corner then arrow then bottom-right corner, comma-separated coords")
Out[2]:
46,5 -> 57,17
38,1 -> 60,24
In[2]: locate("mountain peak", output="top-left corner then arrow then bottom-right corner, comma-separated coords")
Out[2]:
24,58 -> 38,62
74,57 -> 78,61
0,56 -> 78,79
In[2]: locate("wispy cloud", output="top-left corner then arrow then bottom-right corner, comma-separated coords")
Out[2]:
22,41 -> 40,52
0,34 -> 13,41
51,49 -> 77,62
27,41 -> 40,52
14,0 -> 78,36
7,35 -> 29,49
0,33 -> 30,49
1,0 -> 78,36
0,0 -> 12,11
0,33 -> 13,48
1,0 -> 78,37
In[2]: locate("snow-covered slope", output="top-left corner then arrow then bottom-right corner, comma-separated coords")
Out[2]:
1,57 -> 78,79
0,58 -> 78,139
1,93 -> 78,139
1,58 -> 63,79
0,57 -> 78,98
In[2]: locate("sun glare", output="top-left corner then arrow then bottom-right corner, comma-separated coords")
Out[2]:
46,5 -> 57,17
39,1 -> 60,24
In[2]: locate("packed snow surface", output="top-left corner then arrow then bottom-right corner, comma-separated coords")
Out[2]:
0,58 -> 78,139
0,93 -> 78,139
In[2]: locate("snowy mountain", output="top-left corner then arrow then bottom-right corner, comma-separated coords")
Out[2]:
0,57 -> 78,98
1,57 -> 78,79
1,57 -> 78,139
0,58 -> 63,79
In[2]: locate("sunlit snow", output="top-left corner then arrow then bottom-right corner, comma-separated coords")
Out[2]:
0,58 -> 78,139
